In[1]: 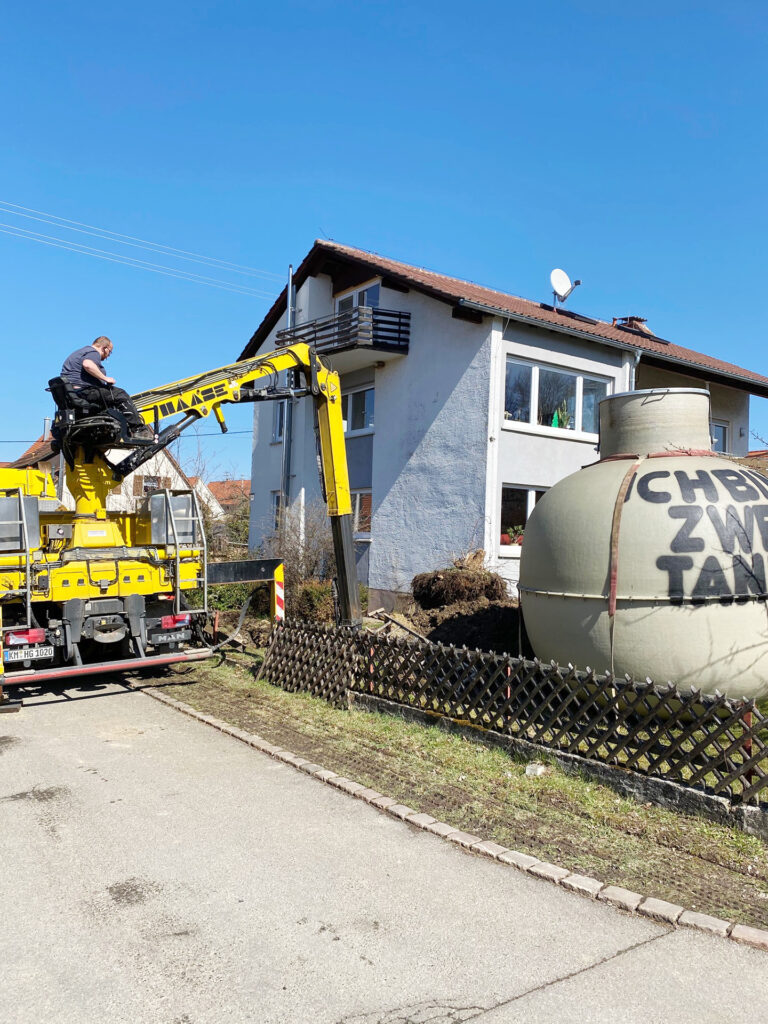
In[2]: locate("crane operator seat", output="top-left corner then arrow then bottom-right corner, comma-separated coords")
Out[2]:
48,376 -> 108,420
47,376 -> 130,455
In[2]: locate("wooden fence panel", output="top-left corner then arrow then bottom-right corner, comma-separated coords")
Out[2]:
260,622 -> 768,806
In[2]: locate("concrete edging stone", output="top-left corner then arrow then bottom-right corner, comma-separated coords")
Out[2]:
141,684 -> 768,955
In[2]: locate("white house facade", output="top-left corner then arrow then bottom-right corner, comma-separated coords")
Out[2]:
241,241 -> 767,609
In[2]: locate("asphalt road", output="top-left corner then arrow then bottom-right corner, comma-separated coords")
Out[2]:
1,679 -> 766,1024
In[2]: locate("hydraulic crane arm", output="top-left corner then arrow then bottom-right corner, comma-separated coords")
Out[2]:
65,342 -> 360,626
119,343 -> 351,518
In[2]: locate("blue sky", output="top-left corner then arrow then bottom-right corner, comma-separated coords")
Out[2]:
2,0 -> 767,477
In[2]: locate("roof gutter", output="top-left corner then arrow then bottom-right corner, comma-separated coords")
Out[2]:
457,299 -> 768,398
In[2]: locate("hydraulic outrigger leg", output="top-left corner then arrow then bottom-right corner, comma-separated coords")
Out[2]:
331,515 -> 362,627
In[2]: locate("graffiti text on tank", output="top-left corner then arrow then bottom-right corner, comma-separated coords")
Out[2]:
626,467 -> 768,604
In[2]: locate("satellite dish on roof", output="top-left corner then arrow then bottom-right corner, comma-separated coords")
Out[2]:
550,268 -> 581,306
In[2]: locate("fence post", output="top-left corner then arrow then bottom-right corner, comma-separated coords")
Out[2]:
744,707 -> 755,803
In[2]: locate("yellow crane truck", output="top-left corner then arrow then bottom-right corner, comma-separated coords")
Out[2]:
0,343 -> 360,706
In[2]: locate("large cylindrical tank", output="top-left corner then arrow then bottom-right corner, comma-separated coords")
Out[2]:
519,388 -> 768,699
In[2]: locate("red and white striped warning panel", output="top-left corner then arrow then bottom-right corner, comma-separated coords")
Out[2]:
274,578 -> 285,621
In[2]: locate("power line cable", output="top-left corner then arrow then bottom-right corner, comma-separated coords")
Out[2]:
0,224 -> 279,298
0,200 -> 285,281
0,204 -> 284,282
0,430 -> 254,444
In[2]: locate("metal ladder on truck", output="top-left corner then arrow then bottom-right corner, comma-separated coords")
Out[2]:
0,488 -> 33,712
162,488 -> 208,619
0,488 -> 33,629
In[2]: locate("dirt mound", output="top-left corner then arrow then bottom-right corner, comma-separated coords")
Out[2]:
403,556 -> 533,655
412,566 -> 507,609
405,598 -> 533,656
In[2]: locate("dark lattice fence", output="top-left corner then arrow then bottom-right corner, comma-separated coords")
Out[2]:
261,621 -> 768,806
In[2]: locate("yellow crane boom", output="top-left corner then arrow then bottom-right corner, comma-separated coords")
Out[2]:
126,342 -> 351,518
63,342 -> 360,627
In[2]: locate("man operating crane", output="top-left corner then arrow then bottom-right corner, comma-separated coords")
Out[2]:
60,335 -> 153,439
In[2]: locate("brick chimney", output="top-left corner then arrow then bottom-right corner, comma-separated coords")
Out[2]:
612,315 -> 654,335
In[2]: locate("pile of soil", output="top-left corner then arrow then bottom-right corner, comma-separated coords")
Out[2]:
412,566 -> 506,608
405,597 -> 532,657
402,556 -> 534,656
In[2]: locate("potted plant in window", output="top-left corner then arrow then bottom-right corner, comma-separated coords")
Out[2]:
552,400 -> 572,430
500,528 -> 512,545
511,526 -> 525,546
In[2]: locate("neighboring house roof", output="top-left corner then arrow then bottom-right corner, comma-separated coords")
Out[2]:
10,437 -> 57,468
10,436 -> 194,490
208,479 -> 250,507
240,240 -> 768,398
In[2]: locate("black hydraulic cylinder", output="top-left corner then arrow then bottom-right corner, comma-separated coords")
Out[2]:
331,514 -> 362,627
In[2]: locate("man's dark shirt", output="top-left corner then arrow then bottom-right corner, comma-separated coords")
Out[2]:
61,346 -> 107,388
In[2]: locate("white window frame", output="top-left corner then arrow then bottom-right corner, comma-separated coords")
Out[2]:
271,399 -> 286,444
351,488 -> 372,539
142,475 -> 161,495
498,484 -> 547,559
342,385 -> 375,437
335,278 -> 381,314
711,419 -> 729,453
502,356 -> 611,441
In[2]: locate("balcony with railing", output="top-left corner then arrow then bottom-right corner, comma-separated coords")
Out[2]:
275,306 -> 410,358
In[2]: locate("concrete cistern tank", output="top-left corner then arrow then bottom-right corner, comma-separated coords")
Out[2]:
519,388 -> 768,699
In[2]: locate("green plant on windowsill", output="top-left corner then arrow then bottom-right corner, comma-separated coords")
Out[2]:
552,400 -> 572,430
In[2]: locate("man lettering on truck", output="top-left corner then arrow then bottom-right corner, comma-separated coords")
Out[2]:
60,336 -> 153,440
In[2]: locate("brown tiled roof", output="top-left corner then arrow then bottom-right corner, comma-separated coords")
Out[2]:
10,437 -> 54,468
10,436 -> 192,489
208,479 -> 250,505
240,240 -> 768,396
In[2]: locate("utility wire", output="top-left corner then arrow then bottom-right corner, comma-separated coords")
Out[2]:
0,200 -> 285,281
0,205 -> 282,282
0,221 -> 277,297
0,224 -> 278,298
0,430 -> 253,444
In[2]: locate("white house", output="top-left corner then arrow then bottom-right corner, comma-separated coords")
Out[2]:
241,241 -> 768,609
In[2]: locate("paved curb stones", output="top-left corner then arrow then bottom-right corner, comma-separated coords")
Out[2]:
142,686 -> 768,955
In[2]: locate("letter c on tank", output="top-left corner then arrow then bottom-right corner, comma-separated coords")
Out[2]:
637,471 -> 672,504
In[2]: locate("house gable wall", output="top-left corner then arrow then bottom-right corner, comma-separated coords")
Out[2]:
367,285 -> 492,599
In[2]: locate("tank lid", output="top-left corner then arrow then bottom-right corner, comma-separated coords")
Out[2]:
602,387 -> 710,403
599,388 -> 712,459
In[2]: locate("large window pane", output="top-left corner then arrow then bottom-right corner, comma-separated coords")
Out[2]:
538,368 -> 576,430
351,392 -> 365,431
347,388 -> 375,432
501,486 -> 527,541
272,399 -> 285,441
359,284 -> 380,308
711,423 -> 727,452
354,491 -> 372,533
582,378 -> 607,434
504,360 -> 532,422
